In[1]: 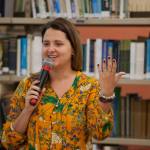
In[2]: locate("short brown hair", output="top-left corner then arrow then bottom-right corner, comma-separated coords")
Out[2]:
30,18 -> 83,82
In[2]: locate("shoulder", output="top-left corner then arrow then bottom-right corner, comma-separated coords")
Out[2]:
79,72 -> 99,84
77,71 -> 100,88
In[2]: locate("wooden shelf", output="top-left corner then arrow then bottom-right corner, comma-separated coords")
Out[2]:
1,18 -> 150,25
92,137 -> 150,146
0,75 -> 150,85
118,78 -> 150,85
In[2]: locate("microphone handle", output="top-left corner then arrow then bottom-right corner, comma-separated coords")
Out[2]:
29,69 -> 49,106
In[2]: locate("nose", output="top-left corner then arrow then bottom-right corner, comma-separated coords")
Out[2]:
48,44 -> 55,52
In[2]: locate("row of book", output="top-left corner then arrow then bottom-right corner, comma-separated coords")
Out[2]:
0,34 -> 43,76
110,87 -> 150,139
82,36 -> 150,80
1,0 -> 150,19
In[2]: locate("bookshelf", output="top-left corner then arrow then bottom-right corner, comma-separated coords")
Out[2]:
1,75 -> 150,85
92,137 -> 150,146
1,16 -> 150,148
1,18 -> 150,25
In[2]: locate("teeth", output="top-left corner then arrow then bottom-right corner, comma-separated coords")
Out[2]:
49,56 -> 57,58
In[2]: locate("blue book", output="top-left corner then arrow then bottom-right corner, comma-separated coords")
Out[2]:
146,39 -> 150,79
71,0 -> 76,19
82,44 -> 87,72
21,38 -> 27,76
54,0 -> 61,17
89,40 -> 95,72
92,0 -> 98,18
111,98 -> 118,137
102,40 -> 109,67
97,0 -> 102,19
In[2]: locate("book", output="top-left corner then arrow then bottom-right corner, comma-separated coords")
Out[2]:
2,38 -> 9,75
147,100 -> 150,138
9,37 -> 17,75
126,93 -> 138,137
0,0 -> 4,17
21,37 -> 27,76
120,96 -> 126,137
4,0 -> 15,17
0,39 -> 3,75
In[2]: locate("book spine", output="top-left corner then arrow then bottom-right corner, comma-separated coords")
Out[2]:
21,38 -> 27,76
0,0 -> 4,17
16,38 -> 21,76
35,0 -> 41,18
44,0 -> 50,18
65,0 -> 72,18
89,40 -> 95,73
71,0 -> 76,18
92,0 -> 98,18
78,0 -> 84,18
2,39 -> 9,74
31,0 -> 37,18
9,37 -> 17,75
84,0 -> 88,18
55,0 -> 62,17
74,0 -> 80,19
97,0 -> 102,19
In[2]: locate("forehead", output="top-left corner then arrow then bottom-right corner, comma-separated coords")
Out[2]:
43,28 -> 67,40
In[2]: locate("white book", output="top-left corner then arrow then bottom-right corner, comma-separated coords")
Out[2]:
38,0 -> 47,18
130,42 -> 136,79
84,39 -> 90,76
16,38 -> 21,76
119,0 -> 124,19
65,0 -> 72,18
27,34 -> 33,76
74,0 -> 80,19
95,39 -> 102,79
31,36 -> 42,73
31,0 -> 37,18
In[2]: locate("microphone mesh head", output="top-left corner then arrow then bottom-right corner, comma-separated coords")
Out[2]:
42,58 -> 53,68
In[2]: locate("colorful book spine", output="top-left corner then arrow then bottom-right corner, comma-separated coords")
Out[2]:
92,0 -> 98,18
21,38 -> 27,76
55,0 -> 62,17
97,0 -> 102,19
102,40 -> 108,67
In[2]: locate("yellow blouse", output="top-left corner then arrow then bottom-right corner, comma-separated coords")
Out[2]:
0,71 -> 114,150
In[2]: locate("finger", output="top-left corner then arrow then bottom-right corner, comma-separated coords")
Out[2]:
97,64 -> 102,74
107,56 -> 112,72
102,59 -> 107,72
112,59 -> 117,73
32,80 -> 40,85
41,88 -> 46,96
29,95 -> 40,101
29,90 -> 40,97
30,85 -> 41,92
116,72 -> 126,82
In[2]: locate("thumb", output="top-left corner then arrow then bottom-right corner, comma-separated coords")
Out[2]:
41,88 -> 46,96
116,72 -> 126,82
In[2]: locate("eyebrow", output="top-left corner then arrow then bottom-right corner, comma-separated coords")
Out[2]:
43,40 -> 63,42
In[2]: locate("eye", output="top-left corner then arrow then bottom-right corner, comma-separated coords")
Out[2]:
43,42 -> 49,47
56,43 -> 62,46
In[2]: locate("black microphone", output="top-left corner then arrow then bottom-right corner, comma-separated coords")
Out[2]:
30,58 -> 53,106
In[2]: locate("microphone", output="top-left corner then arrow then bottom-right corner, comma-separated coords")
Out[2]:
29,58 -> 53,106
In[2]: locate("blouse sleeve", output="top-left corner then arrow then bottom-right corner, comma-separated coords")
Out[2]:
86,78 -> 114,141
0,77 -> 30,149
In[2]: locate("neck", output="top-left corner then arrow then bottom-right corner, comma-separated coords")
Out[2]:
49,67 -> 76,82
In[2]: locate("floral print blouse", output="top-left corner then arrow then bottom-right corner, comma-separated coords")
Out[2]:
0,71 -> 114,150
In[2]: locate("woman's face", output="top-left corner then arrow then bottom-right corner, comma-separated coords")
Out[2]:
42,28 -> 73,70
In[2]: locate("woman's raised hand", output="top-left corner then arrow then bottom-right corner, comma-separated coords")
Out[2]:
97,56 -> 126,97
25,80 -> 46,113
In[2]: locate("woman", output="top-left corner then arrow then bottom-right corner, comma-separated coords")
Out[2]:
0,18 -> 125,150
